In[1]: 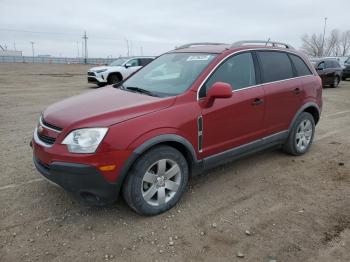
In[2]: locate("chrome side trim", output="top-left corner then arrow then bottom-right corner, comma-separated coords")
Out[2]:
197,116 -> 203,152
39,117 -> 62,133
196,48 -> 316,100
33,128 -> 53,148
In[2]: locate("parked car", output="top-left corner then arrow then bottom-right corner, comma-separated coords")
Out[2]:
32,41 -> 322,215
311,58 -> 343,87
342,57 -> 350,80
87,57 -> 154,87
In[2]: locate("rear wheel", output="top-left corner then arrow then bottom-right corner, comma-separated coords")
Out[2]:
283,112 -> 315,156
122,146 -> 189,216
108,74 -> 122,85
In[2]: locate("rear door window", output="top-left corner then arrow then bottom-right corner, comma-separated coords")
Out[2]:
257,51 -> 293,83
289,54 -> 312,76
140,58 -> 153,66
325,60 -> 334,69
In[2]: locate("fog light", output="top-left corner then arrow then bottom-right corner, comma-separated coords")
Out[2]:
99,165 -> 116,171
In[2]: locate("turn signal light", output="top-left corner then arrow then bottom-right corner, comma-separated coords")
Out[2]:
98,165 -> 116,171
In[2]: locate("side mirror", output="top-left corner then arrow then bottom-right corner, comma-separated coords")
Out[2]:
316,67 -> 323,71
200,82 -> 232,108
125,63 -> 132,68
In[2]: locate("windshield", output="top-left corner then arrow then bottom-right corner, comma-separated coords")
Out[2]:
121,53 -> 217,97
109,58 -> 127,66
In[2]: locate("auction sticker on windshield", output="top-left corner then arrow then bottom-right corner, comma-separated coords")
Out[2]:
187,55 -> 212,61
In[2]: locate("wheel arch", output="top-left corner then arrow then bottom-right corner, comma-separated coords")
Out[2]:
115,134 -> 198,195
289,102 -> 320,132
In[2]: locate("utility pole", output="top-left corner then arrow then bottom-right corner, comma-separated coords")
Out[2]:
13,41 -> 17,51
82,31 -> 88,64
76,41 -> 80,58
125,39 -> 130,57
321,17 -> 328,57
130,40 -> 133,56
30,41 -> 35,63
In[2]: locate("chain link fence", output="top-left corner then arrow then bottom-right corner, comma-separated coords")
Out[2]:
0,56 -> 116,65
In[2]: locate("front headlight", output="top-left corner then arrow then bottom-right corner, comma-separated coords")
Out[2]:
96,69 -> 107,73
62,128 -> 108,153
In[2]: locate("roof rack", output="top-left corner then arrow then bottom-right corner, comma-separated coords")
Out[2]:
231,40 -> 294,49
175,42 -> 227,50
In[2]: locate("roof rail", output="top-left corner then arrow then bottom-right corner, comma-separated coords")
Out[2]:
231,40 -> 294,49
175,42 -> 227,50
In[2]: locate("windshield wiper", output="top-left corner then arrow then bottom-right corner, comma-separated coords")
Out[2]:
124,86 -> 159,97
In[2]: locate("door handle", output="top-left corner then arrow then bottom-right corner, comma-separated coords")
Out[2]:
252,98 -> 263,106
293,88 -> 301,95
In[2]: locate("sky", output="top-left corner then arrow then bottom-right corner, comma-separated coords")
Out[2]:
0,0 -> 349,58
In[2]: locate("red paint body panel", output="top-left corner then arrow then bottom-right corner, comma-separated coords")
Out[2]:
32,45 -> 323,185
263,78 -> 302,135
201,86 -> 265,157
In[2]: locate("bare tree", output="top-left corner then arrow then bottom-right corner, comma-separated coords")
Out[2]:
301,29 -> 350,57
324,29 -> 340,56
339,30 -> 350,56
301,33 -> 323,57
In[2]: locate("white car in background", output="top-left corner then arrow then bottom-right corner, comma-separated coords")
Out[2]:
87,57 -> 154,87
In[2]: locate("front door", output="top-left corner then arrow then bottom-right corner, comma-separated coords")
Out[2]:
199,52 -> 266,157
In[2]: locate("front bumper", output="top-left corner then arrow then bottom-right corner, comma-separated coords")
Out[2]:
87,74 -> 107,84
34,157 -> 119,205
31,130 -> 132,205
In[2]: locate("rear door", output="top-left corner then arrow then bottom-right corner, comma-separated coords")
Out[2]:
256,50 -> 302,135
200,51 -> 265,157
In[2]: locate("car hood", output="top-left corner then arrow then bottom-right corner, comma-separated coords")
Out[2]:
89,66 -> 123,72
43,86 -> 175,130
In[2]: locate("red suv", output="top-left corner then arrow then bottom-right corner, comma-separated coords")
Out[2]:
32,41 -> 322,215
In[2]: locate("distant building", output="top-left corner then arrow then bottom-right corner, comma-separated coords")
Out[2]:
0,50 -> 23,56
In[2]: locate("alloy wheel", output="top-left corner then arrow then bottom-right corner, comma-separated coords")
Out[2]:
295,119 -> 313,152
141,159 -> 181,206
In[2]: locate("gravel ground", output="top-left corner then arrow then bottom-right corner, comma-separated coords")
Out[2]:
0,63 -> 350,262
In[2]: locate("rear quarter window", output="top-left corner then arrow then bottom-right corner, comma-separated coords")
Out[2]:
289,54 -> 312,76
257,51 -> 293,83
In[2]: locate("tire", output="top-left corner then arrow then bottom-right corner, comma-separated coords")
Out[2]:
97,83 -> 106,87
331,76 -> 340,88
108,74 -> 122,85
283,112 -> 315,156
122,146 -> 189,216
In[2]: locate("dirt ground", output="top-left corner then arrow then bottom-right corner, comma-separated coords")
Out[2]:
0,63 -> 350,262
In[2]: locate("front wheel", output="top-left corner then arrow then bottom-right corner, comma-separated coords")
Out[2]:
283,112 -> 315,156
122,146 -> 189,216
97,83 -> 106,87
331,76 -> 340,88
108,74 -> 122,85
